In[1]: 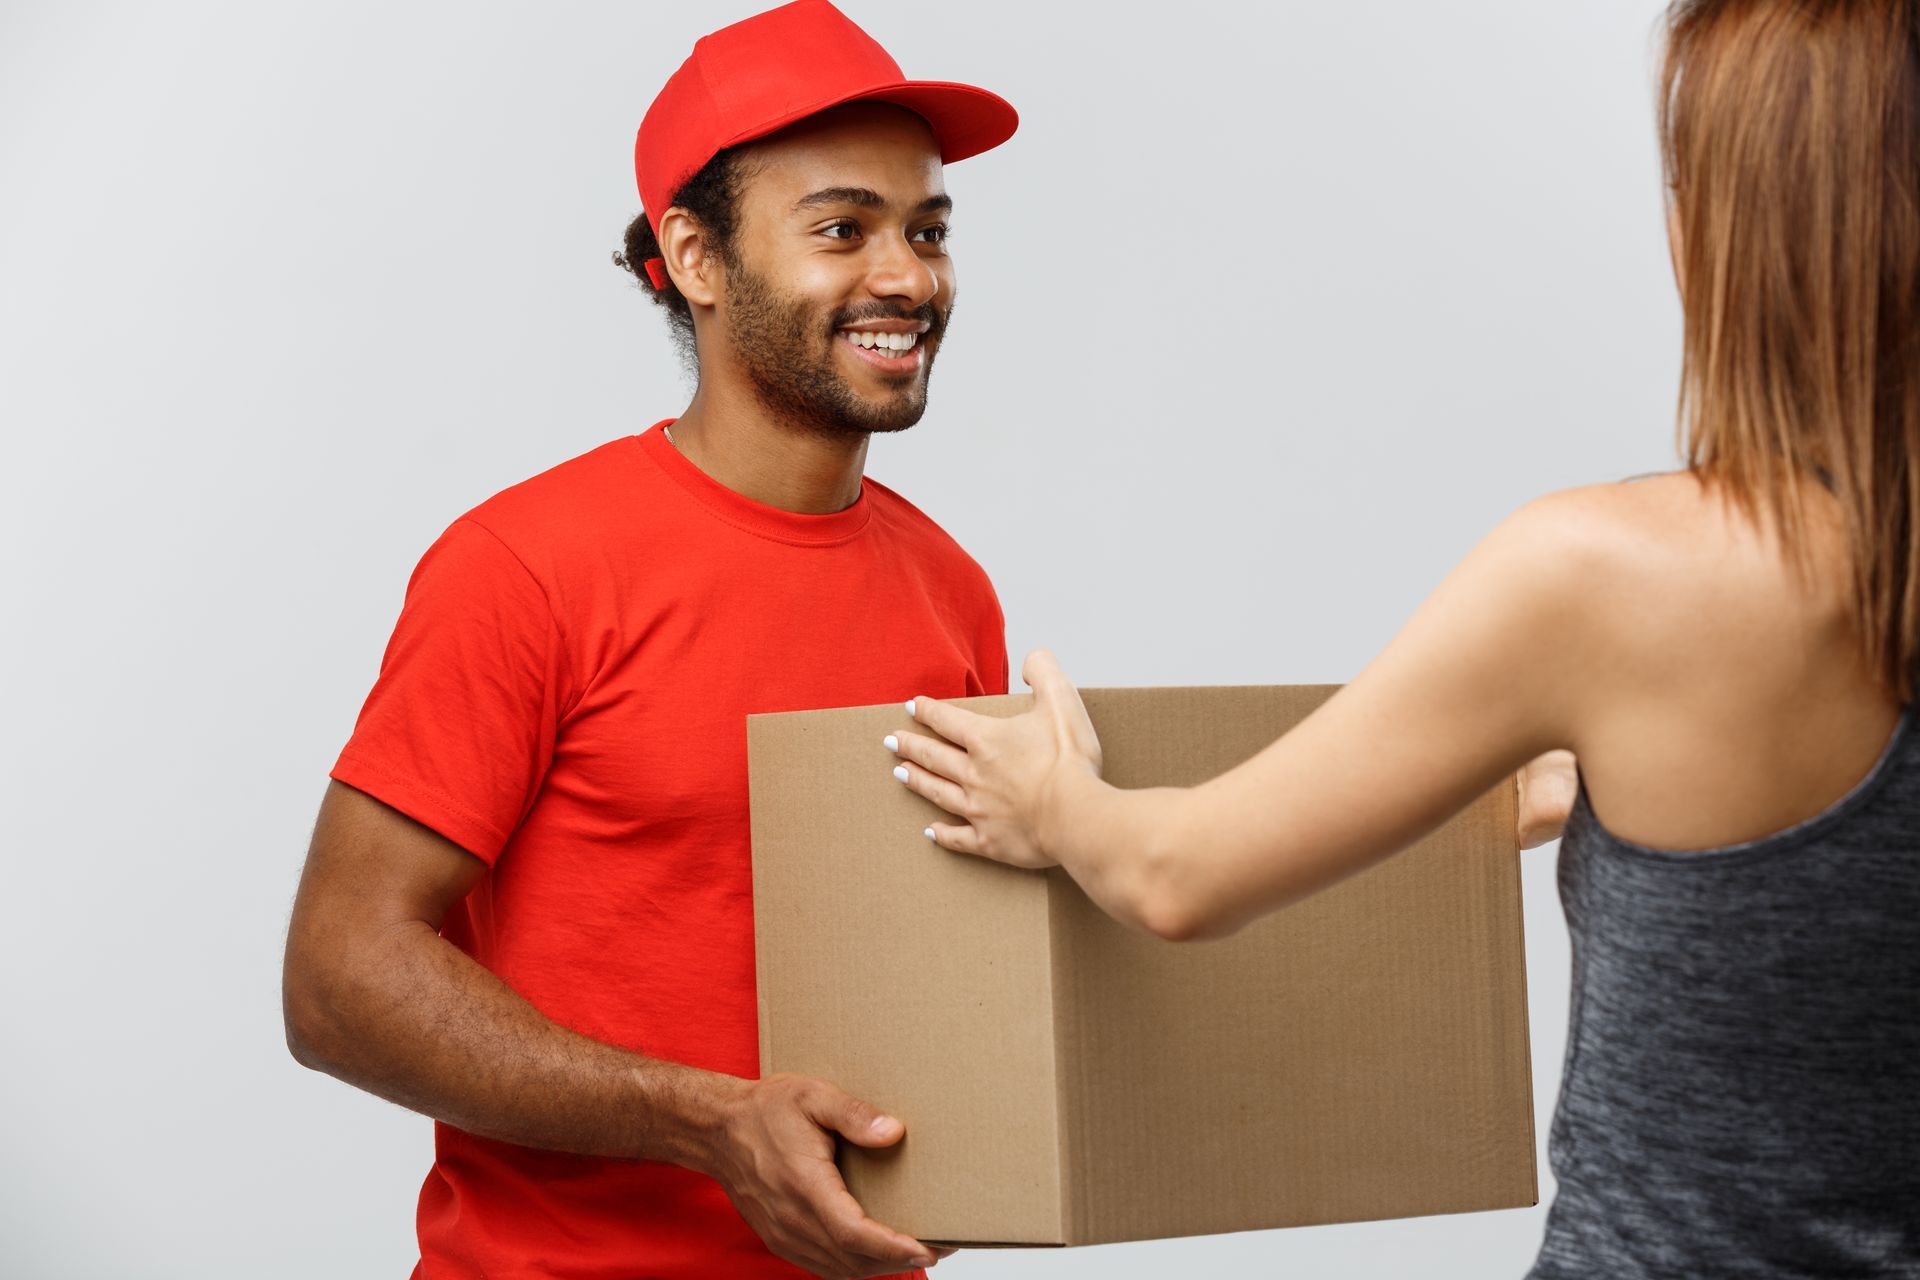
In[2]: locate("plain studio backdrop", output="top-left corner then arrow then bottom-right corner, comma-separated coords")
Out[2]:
1,1 -> 1681,1276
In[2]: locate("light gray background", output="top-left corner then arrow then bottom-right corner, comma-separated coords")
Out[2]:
0,1 -> 1679,1275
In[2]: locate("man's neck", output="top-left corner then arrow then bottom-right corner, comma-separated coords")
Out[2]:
666,384 -> 869,515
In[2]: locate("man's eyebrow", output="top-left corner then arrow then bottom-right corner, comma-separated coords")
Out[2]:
791,186 -> 886,213
789,187 -> 955,217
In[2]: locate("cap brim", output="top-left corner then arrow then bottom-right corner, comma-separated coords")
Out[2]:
723,80 -> 1018,166
855,80 -> 1019,164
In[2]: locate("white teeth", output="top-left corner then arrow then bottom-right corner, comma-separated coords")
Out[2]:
843,330 -> 921,354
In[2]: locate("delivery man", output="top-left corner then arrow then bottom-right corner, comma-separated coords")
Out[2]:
280,4 -> 1015,1277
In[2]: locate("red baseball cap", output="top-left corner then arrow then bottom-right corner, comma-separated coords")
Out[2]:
633,0 -> 1018,287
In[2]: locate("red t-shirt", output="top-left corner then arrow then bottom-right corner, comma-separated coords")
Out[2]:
332,420 -> 1008,1279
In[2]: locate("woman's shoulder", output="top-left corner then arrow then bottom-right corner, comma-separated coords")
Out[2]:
1485,470 -> 1856,692
1507,470 -> 1708,546
1476,474 -> 1700,603
1517,473 -> 1902,849
1501,470 -> 1804,594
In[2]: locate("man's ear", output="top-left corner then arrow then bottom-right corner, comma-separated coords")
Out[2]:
658,207 -> 721,308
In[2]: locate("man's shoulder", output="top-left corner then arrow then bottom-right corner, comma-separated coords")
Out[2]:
453,435 -> 656,552
418,435 -> 668,598
863,476 -> 999,596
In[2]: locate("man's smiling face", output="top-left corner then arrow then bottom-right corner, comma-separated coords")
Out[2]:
706,102 -> 955,437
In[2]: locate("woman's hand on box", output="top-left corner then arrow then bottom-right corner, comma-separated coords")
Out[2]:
1517,749 -> 1578,849
891,649 -> 1103,871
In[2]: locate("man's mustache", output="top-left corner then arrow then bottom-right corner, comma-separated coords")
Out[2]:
831,303 -> 946,340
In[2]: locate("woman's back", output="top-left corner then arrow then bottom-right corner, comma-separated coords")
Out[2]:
1530,5 -> 1920,1257
1529,473 -> 1920,1277
1566,471 -> 1902,850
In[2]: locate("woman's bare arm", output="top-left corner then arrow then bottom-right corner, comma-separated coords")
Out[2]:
892,491 -> 1608,940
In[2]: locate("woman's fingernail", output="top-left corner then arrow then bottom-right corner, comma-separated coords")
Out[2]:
910,1256 -> 936,1269
884,734 -> 899,753
893,765 -> 910,784
905,699 -> 917,717
923,827 -> 936,840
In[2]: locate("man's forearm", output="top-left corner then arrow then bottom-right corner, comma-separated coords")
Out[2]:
285,919 -> 744,1171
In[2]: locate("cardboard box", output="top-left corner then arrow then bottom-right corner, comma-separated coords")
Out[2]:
747,685 -> 1536,1247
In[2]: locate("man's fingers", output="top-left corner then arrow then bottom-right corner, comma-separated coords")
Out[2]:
906,695 -> 980,750
895,761 -> 970,820
774,1242 -> 838,1279
889,730 -> 970,786
804,1082 -> 905,1149
789,1093 -> 934,1271
809,1173 -> 936,1272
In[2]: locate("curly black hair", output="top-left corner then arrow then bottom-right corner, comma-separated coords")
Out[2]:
612,148 -> 752,363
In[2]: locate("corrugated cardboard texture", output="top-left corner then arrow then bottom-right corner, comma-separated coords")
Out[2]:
748,687 -> 1535,1247
1048,687 -> 1536,1243
748,698 -> 1065,1245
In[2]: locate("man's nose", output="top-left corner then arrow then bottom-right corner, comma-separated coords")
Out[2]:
863,233 -> 939,308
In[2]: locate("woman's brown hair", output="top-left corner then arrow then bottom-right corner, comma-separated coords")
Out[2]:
1661,0 -> 1920,698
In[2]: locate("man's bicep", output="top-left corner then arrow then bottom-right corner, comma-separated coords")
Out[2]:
294,780 -> 487,937
283,781 -> 486,1069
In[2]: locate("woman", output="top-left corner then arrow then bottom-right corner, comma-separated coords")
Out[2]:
889,2 -> 1920,1275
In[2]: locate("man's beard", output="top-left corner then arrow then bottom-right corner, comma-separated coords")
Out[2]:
721,258 -> 946,439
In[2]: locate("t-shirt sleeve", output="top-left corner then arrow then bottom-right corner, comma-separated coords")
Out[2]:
331,517 -> 570,863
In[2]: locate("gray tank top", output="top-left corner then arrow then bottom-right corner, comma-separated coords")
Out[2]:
1527,709 -> 1920,1279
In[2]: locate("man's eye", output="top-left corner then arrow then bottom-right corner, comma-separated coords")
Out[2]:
822,222 -> 859,240
913,224 -> 950,244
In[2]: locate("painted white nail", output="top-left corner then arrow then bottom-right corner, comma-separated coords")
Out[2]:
905,699 -> 917,717
893,765 -> 910,784
884,735 -> 899,753
923,827 -> 936,840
